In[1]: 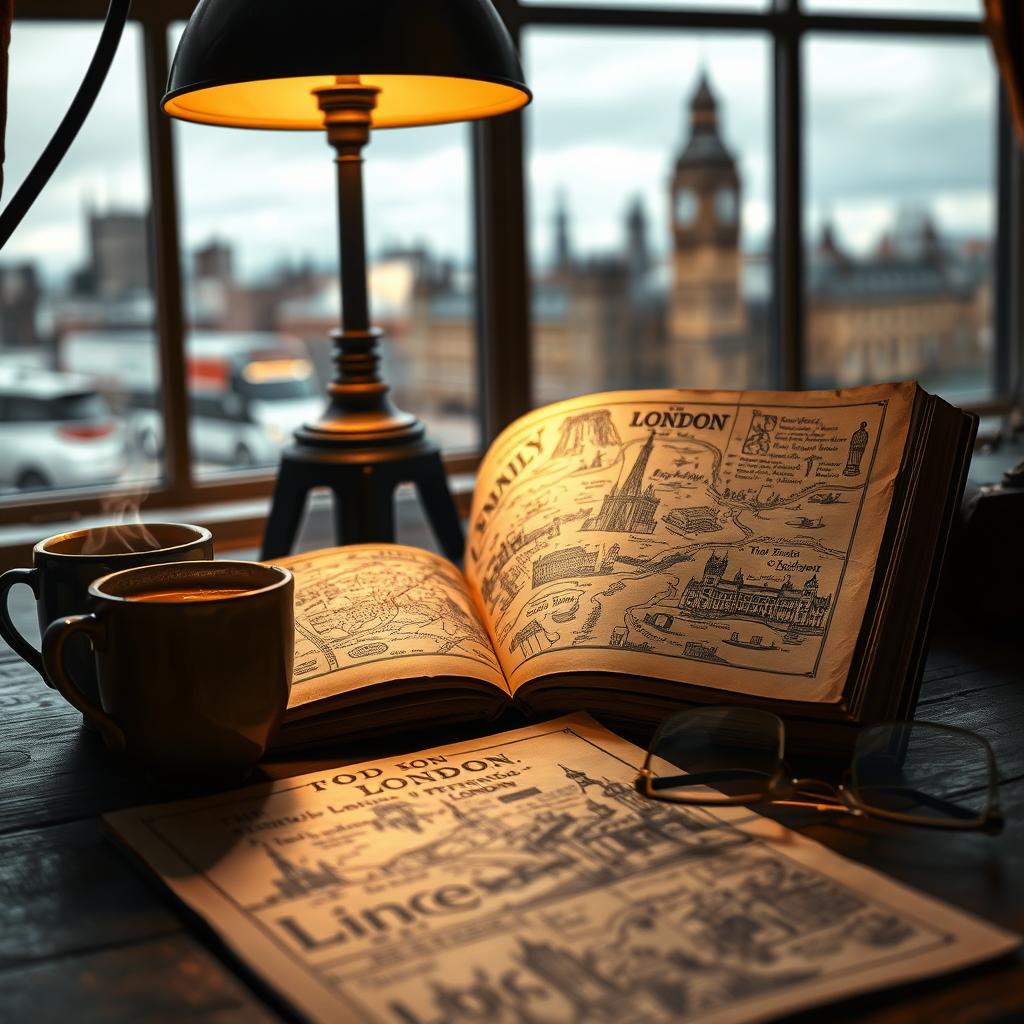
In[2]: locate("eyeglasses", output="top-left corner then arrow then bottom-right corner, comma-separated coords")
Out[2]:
636,706 -> 1004,834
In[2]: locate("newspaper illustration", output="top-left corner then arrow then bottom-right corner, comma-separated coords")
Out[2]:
465,384 -> 914,704
105,715 -> 1018,1024
277,545 -> 506,709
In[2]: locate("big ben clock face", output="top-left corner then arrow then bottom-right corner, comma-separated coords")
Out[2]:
675,188 -> 698,226
715,187 -> 738,224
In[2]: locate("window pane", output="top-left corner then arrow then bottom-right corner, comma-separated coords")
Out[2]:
804,38 -> 996,401
525,29 -> 773,406
0,23 -> 158,499
171,31 -> 480,478
804,0 -> 981,17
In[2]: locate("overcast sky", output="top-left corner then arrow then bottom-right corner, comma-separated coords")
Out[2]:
0,14 -> 995,286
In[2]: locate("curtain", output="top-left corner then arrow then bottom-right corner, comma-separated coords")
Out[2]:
986,0 -> 1024,145
0,0 -> 12,201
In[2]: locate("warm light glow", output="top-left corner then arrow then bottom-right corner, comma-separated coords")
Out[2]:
164,74 -> 528,129
242,358 -> 313,383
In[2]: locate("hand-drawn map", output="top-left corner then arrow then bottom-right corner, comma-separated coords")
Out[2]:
105,715 -> 1018,1024
465,384 -> 914,704
276,544 -> 505,707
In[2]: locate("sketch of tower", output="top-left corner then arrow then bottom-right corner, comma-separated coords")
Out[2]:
561,763 -> 605,795
562,764 -> 652,817
844,421 -> 869,476
582,431 -> 660,534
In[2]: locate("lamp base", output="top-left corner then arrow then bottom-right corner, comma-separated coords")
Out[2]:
260,434 -> 464,562
296,326 -> 426,447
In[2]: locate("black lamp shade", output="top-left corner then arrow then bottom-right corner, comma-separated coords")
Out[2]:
164,0 -> 531,129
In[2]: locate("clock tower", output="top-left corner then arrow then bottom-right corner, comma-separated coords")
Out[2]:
669,72 -> 750,388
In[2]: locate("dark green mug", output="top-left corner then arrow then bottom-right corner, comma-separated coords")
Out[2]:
42,560 -> 294,781
0,523 -> 215,713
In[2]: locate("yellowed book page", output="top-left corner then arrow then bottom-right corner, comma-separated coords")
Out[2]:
271,543 -> 507,709
105,714 -> 1018,1024
465,383 -> 915,704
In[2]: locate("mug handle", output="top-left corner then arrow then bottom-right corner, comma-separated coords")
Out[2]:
42,614 -> 126,753
0,568 -> 44,678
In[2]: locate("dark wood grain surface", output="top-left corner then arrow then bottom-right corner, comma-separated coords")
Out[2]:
1,609 -> 1021,1023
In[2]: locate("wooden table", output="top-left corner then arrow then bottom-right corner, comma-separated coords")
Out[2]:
1,612 -> 1022,1023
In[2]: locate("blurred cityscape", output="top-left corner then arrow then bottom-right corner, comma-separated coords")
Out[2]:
0,71 -> 993,493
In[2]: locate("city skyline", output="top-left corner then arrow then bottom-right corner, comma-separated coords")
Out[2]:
0,22 -> 997,284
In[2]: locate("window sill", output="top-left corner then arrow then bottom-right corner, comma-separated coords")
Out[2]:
0,474 -> 475,573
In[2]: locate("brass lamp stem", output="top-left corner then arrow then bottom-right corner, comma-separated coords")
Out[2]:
296,81 -> 420,445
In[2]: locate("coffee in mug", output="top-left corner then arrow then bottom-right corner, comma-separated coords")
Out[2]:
42,560 -> 293,781
0,523 -> 214,709
127,588 -> 251,603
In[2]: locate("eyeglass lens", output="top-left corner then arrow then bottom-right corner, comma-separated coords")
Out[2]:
850,723 -> 995,826
649,706 -> 783,802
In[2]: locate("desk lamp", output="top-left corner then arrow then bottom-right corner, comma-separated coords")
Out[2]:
164,0 -> 531,560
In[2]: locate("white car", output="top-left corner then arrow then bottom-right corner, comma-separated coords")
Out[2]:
62,330 -> 323,470
0,368 -> 128,491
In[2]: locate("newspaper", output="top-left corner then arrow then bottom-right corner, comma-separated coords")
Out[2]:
106,715 -> 1018,1024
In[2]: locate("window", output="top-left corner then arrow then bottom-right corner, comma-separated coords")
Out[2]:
0,0 -> 1017,554
804,36 -> 996,400
524,28 -> 773,401
0,21 -> 158,501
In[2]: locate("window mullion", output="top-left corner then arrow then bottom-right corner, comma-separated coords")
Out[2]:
472,4 -> 533,443
773,3 -> 804,389
994,82 -> 1021,403
141,16 -> 193,501
473,113 -> 534,444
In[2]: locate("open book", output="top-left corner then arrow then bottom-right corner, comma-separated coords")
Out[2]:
273,381 -> 976,754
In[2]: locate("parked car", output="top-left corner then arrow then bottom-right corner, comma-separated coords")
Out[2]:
61,330 -> 323,468
0,367 -> 128,491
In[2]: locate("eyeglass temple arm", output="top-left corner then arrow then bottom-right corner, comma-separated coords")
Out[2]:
645,772 -> 1002,831
645,768 -> 771,791
849,784 -> 1004,831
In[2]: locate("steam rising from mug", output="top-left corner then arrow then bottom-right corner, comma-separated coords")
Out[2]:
81,489 -> 161,555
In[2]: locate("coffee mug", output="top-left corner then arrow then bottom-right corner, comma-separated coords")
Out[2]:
42,560 -> 294,780
0,523 -> 214,708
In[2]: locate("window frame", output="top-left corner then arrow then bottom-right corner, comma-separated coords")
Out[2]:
2,0 -> 1019,543
480,0 -> 1021,436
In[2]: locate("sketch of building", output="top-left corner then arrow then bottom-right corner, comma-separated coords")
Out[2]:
261,843 -> 343,901
517,938 -> 622,1015
683,641 -> 722,661
480,563 -> 519,614
510,619 -> 556,657
532,545 -> 600,587
371,802 -> 430,835
553,409 -> 621,456
645,612 -> 674,630
680,552 -> 831,633
665,505 -> 720,534
582,431 -> 660,534
610,626 -> 628,647
481,521 -> 563,611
